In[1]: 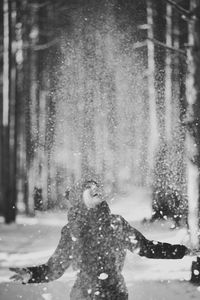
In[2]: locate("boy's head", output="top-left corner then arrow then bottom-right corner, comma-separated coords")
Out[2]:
82,180 -> 103,209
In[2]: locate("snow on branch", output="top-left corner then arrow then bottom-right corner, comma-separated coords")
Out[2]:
147,37 -> 186,56
162,0 -> 200,21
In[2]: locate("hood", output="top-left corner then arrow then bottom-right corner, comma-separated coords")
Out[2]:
67,175 -> 110,238
68,173 -> 104,207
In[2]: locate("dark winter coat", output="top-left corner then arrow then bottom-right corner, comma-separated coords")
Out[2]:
26,181 -> 188,300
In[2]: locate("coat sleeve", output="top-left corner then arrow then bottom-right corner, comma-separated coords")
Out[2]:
27,225 -> 72,283
113,215 -> 188,259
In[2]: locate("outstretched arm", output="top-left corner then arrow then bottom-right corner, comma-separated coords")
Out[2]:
137,237 -> 188,259
10,225 -> 72,284
112,215 -> 189,259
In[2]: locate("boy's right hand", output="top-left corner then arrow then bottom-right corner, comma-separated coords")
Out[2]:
185,248 -> 200,257
9,267 -> 32,284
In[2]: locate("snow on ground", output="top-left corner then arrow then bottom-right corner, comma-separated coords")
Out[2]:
0,187 -> 200,299
1,279 -> 200,300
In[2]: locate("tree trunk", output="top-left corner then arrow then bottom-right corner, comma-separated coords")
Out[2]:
25,7 -> 39,215
165,3 -> 172,140
0,0 -> 4,214
15,2 -> 27,213
2,0 -> 17,223
186,0 -> 200,249
146,0 -> 159,181
2,0 -> 10,220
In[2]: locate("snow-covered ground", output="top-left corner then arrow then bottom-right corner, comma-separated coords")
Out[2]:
0,188 -> 200,299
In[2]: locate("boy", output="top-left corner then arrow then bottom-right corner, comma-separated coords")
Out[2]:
10,179 -> 193,299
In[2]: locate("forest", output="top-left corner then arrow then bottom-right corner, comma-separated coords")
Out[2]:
0,0 -> 200,250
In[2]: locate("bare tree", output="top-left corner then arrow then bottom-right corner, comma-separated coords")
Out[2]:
165,2 -> 172,140
185,0 -> 200,249
146,0 -> 159,180
2,0 -> 17,223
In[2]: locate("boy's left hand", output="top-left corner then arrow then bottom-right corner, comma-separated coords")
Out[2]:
9,267 -> 32,284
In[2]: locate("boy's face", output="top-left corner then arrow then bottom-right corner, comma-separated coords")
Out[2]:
82,181 -> 103,209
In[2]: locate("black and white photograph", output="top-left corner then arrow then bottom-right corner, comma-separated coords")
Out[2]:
0,0 -> 200,299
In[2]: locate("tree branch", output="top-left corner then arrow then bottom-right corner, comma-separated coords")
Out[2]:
28,38 -> 59,51
133,41 -> 147,49
163,0 -> 190,16
28,1 -> 51,10
162,0 -> 200,21
0,38 -> 60,55
148,37 -> 186,56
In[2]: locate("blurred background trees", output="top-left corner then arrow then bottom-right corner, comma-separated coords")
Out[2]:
0,0 -> 200,247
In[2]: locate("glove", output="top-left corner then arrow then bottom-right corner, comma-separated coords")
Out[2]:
9,267 -> 32,284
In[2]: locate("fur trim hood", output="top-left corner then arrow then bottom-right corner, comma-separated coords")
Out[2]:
68,174 -> 104,207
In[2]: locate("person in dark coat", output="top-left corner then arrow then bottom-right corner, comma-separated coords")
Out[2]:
10,178 -> 192,299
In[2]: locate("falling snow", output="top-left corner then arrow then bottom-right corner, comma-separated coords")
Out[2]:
1,0 -> 200,299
